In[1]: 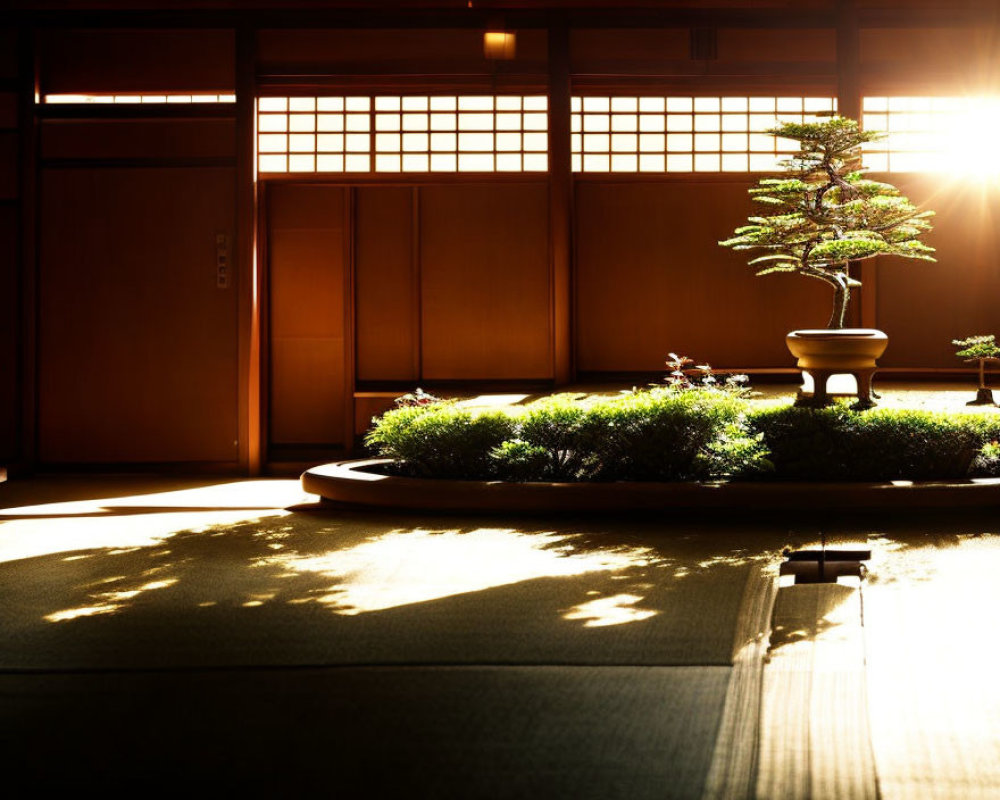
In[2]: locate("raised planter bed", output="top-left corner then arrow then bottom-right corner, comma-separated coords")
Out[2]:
302,459 -> 1000,513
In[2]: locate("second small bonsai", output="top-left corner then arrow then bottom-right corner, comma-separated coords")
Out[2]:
953,335 -> 1000,406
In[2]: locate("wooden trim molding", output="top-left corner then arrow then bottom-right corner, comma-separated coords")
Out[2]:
548,23 -> 573,385
17,27 -> 38,472
236,26 -> 261,475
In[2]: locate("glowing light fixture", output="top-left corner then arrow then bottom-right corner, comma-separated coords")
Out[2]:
484,30 -> 516,60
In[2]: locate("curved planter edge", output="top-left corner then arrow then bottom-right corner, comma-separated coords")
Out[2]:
302,459 -> 1000,513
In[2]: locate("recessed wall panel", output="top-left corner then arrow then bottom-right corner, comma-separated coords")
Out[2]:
575,182 -> 830,372
38,167 -> 238,462
420,184 -> 551,380
875,176 -> 1000,369
355,187 -> 417,382
267,184 -> 347,446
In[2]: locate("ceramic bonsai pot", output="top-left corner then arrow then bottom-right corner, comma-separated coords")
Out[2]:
786,328 -> 889,407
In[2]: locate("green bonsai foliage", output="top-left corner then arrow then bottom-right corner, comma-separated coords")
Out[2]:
720,116 -> 935,329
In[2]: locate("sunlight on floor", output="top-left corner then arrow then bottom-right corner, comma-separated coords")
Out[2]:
564,593 -> 659,627
454,393 -> 531,409
45,578 -> 180,622
865,533 -> 1000,799
0,480 -> 314,564
256,527 -> 659,617
799,373 -> 858,396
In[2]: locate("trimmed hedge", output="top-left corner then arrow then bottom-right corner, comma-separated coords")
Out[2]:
747,405 -> 1000,481
365,404 -> 515,479
366,388 -> 766,481
508,389 -> 764,481
366,389 -> 1000,483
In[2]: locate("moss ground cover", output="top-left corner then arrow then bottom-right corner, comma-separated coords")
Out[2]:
365,389 -> 1000,483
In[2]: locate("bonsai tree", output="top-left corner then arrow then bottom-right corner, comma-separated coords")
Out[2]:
720,116 -> 935,329
953,335 -> 1000,406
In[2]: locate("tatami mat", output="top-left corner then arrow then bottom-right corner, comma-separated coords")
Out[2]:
1,665 -> 732,798
21,477 -> 1000,797
0,499 -> 784,670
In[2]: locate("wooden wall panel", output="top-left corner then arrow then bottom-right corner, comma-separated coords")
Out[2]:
570,29 -> 689,71
267,184 -> 347,446
575,182 -> 830,372
0,133 -> 16,199
0,93 -> 16,130
420,184 -> 551,380
40,29 -> 235,94
0,30 -> 16,81
355,187 -> 417,383
0,207 -> 17,460
717,29 -> 836,61
860,28 -> 994,65
859,27 -> 998,91
257,28 -> 546,73
874,177 -> 1000,369
41,119 -> 236,161
38,167 -> 238,463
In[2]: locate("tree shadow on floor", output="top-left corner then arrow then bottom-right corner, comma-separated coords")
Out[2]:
0,507 -> 796,671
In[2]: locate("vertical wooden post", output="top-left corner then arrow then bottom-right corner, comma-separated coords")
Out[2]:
548,23 -> 574,385
235,27 -> 261,475
836,0 -> 861,123
17,27 -> 38,474
411,186 -> 422,381
837,0 -> 874,330
344,188 -> 356,456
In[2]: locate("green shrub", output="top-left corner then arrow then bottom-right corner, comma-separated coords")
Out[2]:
366,387 -> 764,482
972,440 -> 1000,477
582,388 -> 762,481
509,394 -> 597,480
698,421 -> 774,480
364,403 -> 516,479
749,404 -> 1000,481
489,439 -> 551,482
366,391 -> 1000,483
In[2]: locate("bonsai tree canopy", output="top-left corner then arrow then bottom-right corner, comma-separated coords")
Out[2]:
720,116 -> 936,329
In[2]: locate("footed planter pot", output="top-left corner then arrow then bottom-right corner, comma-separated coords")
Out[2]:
786,328 -> 889,408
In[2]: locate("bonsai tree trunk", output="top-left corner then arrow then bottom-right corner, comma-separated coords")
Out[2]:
827,271 -> 850,330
